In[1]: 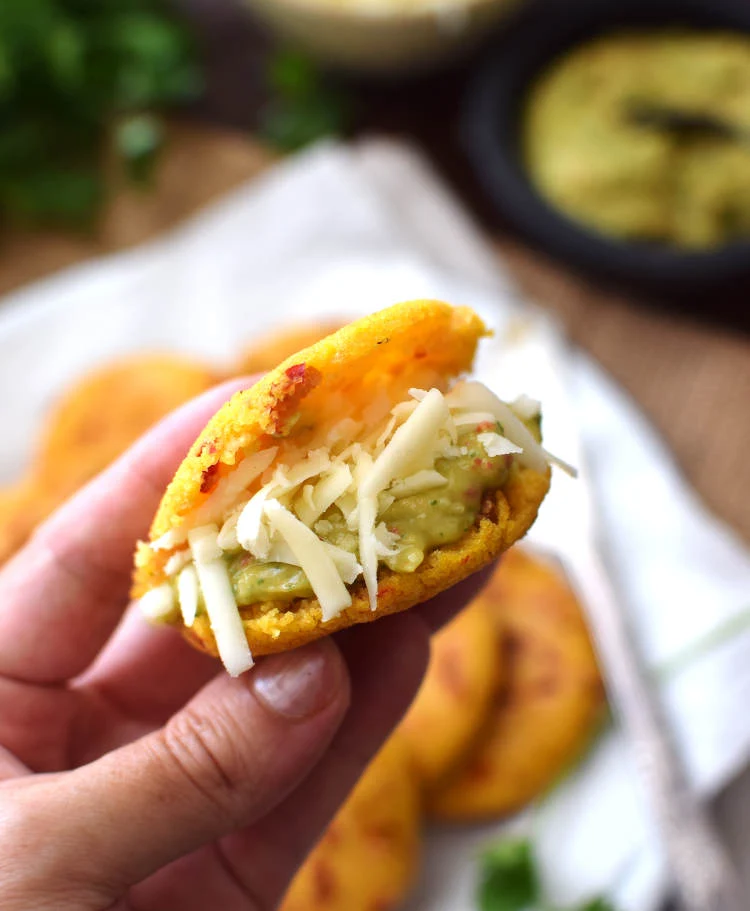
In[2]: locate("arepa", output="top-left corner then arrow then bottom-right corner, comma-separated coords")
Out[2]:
132,301 -> 552,675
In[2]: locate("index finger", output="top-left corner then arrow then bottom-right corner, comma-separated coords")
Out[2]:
0,378 -> 255,685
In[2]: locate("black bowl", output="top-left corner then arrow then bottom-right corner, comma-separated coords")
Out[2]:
463,0 -> 750,329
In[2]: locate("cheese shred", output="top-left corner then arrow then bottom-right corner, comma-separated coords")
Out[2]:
188,526 -> 253,677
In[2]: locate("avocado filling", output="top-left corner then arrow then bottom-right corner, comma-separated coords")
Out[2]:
174,424 -> 532,612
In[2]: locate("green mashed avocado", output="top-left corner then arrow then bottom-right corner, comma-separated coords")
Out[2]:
524,31 -> 750,249
183,425 -> 523,610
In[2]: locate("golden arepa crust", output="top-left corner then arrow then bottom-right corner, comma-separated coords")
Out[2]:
132,300 -> 551,657
234,320 -> 345,376
279,735 -> 420,911
0,354 -> 216,564
398,599 -> 502,790
427,548 -> 605,820
35,353 -> 217,495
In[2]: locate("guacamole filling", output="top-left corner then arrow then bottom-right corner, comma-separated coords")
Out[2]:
181,426 -> 517,612
139,381 -> 557,675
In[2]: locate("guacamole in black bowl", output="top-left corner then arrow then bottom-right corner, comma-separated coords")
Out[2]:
463,0 -> 750,328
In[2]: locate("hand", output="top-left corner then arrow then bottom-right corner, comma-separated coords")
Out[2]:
0,379 -> 491,911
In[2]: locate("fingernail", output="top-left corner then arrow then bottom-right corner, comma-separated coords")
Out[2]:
252,638 -> 345,720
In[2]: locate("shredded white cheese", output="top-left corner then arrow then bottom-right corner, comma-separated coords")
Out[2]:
177,565 -> 199,627
193,447 -> 278,527
295,463 -> 353,526
236,485 -> 273,558
139,583 -> 176,621
352,449 -> 374,486
374,522 -> 400,557
273,448 -> 331,490
452,410 -> 498,427
389,469 -> 448,499
266,538 -> 362,585
217,509 -> 243,551
377,492 -> 395,512
477,432 -> 524,458
358,495 -> 379,612
362,388 -> 449,499
446,381 -> 548,473
374,415 -> 398,451
511,394 -> 542,421
323,542 -> 362,585
337,441 -> 362,464
265,540 -> 299,565
543,448 -> 578,478
264,500 -> 352,622
151,449 -> 278,552
335,491 -> 360,531
355,388 -> 451,608
188,525 -> 253,677
390,400 -> 419,421
164,549 -> 191,577
188,524 -> 223,563
150,529 -> 181,552
314,518 -> 334,537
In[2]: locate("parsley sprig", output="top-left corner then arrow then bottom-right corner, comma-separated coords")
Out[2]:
0,0 -> 201,227
478,839 -> 615,911
259,49 -> 349,152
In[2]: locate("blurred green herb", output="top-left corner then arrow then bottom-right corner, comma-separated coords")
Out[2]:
478,838 -> 616,911
259,49 -> 349,152
479,840 -> 538,911
578,900 -> 616,911
0,0 -> 201,227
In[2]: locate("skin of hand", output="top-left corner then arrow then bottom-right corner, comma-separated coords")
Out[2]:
0,378 -> 494,911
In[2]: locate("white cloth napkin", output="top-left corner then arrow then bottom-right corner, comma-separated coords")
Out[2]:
1,139 -> 749,911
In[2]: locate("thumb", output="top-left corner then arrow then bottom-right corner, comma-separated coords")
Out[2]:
21,639 -> 350,902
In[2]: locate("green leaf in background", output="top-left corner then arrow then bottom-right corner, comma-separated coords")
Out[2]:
114,113 -> 164,185
478,839 -> 539,911
0,0 -> 202,228
260,49 -> 350,152
45,20 -> 84,91
0,40 -> 13,100
260,94 -> 349,153
93,12 -> 202,109
0,168 -> 103,227
576,899 -> 616,911
268,49 -> 322,101
477,837 -> 617,911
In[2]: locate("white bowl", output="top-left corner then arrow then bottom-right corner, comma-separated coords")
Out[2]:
242,0 -> 527,73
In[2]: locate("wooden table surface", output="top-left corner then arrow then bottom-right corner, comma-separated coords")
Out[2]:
0,122 -> 747,545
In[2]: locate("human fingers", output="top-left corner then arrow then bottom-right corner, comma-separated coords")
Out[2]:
117,611 -> 430,911
0,743 -> 27,780
0,378 -> 256,685
0,638 -> 349,911
75,603 -> 220,730
211,611 -> 430,911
